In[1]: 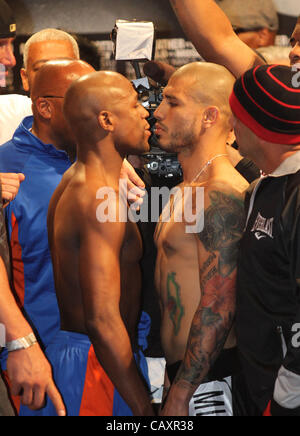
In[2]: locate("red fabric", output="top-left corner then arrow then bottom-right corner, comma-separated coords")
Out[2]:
10,213 -> 25,308
263,401 -> 272,416
79,345 -> 115,416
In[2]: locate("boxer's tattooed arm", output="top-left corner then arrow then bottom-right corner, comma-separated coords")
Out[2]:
173,190 -> 245,389
199,191 -> 245,278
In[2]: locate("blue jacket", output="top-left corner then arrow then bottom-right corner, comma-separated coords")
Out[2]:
0,116 -> 72,366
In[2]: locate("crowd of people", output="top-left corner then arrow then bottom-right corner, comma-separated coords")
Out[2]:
0,0 -> 300,417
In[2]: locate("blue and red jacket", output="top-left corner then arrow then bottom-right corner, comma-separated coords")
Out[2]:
0,116 -> 72,368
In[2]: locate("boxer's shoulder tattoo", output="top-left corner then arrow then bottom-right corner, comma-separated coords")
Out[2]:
167,272 -> 184,336
198,190 -> 245,277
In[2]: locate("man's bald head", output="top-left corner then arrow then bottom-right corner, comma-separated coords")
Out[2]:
155,62 -> 236,152
169,62 -> 235,126
31,59 -> 95,155
65,71 -> 132,115
172,62 -> 235,110
31,59 -> 95,102
64,70 -> 150,155
63,71 -> 134,139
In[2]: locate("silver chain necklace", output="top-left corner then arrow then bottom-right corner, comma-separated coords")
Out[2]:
190,154 -> 228,184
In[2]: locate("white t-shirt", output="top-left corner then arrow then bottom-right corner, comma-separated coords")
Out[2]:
0,94 -> 32,145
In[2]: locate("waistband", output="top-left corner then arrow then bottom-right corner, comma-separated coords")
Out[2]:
48,330 -> 145,354
48,330 -> 91,349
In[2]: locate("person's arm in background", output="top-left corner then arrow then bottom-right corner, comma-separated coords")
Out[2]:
0,186 -> 65,415
120,158 -> 146,208
0,257 -> 66,415
169,0 -> 265,78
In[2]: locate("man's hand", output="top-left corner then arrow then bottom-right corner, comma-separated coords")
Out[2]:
120,159 -> 145,208
7,345 -> 66,416
0,173 -> 25,201
160,385 -> 189,416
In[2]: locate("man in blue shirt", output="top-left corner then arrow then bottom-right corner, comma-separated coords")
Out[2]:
0,59 -> 95,415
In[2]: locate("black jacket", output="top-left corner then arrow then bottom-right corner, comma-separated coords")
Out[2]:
237,153 -> 300,416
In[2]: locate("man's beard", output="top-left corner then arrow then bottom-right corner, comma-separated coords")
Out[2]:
161,120 -> 198,153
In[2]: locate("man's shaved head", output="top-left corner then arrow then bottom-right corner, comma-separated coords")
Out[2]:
154,62 -> 236,152
31,59 -> 95,155
31,59 -> 94,102
63,70 -> 150,155
63,70 -> 133,128
170,62 -> 235,121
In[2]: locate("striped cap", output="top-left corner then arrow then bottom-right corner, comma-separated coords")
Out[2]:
229,65 -> 300,145
0,0 -> 16,39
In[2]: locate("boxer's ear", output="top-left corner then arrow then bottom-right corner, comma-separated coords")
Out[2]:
202,106 -> 219,128
20,68 -> 30,92
34,97 -> 52,120
98,111 -> 115,132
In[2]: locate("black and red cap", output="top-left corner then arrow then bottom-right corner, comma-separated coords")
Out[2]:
230,65 -> 300,145
0,0 -> 16,39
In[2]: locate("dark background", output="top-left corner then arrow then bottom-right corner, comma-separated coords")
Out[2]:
6,0 -> 299,93
8,0 -> 298,38
9,0 -> 185,37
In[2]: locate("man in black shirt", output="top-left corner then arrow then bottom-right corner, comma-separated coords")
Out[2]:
230,64 -> 300,416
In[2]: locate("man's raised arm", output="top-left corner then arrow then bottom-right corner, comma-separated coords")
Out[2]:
170,0 -> 264,78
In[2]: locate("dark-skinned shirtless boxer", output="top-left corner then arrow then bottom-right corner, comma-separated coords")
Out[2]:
44,71 -> 154,416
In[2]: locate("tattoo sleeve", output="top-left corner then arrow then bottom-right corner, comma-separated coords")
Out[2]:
174,190 -> 245,390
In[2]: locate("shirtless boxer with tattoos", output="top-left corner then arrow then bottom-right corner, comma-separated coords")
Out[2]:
154,62 -> 248,416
